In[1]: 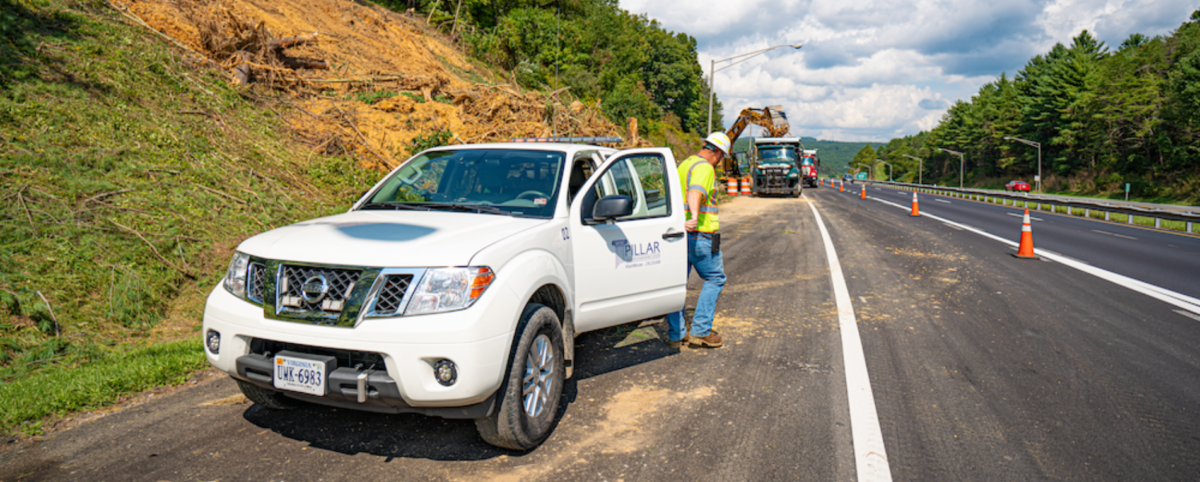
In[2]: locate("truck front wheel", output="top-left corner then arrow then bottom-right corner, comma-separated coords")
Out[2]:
475,303 -> 565,450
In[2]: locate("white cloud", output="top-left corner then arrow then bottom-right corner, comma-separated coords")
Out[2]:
619,0 -> 1195,141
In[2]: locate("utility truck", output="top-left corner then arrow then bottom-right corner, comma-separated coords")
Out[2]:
202,139 -> 688,450
800,149 -> 820,188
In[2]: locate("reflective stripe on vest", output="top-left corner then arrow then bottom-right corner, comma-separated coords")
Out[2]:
686,160 -> 709,198
699,206 -> 719,213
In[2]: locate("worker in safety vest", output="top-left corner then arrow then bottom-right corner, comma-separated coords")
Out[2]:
665,132 -> 729,349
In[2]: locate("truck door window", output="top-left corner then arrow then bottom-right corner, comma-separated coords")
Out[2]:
566,152 -> 596,205
581,153 -> 670,222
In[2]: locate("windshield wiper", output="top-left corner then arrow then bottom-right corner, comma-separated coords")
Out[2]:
431,203 -> 526,217
359,202 -> 433,211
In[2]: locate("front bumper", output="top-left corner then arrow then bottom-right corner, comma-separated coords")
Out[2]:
202,283 -> 518,412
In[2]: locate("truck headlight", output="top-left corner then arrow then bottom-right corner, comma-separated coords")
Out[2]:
405,267 -> 495,315
789,172 -> 798,178
223,252 -> 250,299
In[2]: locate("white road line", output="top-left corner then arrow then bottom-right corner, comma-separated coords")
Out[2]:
1175,310 -> 1200,323
1006,212 -> 1044,221
1092,229 -> 1138,240
934,199 -> 952,204
871,197 -> 1200,316
808,201 -> 893,482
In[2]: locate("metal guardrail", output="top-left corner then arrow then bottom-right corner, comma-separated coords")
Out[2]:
863,180 -> 1200,234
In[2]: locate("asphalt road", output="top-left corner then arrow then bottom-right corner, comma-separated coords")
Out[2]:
864,183 -> 1200,300
3,187 -> 1199,481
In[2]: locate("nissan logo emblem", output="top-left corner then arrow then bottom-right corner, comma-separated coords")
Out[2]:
300,275 -> 329,303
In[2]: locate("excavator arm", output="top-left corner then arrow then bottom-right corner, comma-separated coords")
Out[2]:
721,105 -> 789,177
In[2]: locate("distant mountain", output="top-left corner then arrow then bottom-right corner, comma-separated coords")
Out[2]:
731,137 -> 886,178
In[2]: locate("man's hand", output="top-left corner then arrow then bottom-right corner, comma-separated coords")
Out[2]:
685,219 -> 698,232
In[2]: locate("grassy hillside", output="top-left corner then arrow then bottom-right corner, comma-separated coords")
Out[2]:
0,0 -> 377,433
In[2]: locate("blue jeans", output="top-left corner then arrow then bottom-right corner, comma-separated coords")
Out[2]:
667,233 -> 725,341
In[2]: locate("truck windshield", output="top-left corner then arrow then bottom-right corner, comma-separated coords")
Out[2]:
757,147 -> 796,163
801,157 -> 815,166
361,149 -> 566,218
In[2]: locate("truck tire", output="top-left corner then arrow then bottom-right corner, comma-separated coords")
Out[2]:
475,303 -> 565,450
792,184 -> 802,198
236,378 -> 297,410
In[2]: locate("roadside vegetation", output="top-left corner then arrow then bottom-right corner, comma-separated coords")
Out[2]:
0,0 -> 377,434
873,12 -> 1200,205
373,0 -> 712,156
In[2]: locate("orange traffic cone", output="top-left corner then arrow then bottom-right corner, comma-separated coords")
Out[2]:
839,182 -> 845,192
1013,208 -> 1037,259
860,186 -> 867,199
909,192 -> 920,216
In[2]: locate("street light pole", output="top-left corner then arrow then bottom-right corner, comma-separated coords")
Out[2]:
936,147 -> 964,188
707,43 -> 803,134
902,154 -> 922,185
1004,136 -> 1042,193
877,159 -> 893,182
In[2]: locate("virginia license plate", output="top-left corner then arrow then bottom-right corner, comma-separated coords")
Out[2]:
273,354 -> 326,396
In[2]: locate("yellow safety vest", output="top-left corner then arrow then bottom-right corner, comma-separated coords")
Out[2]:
677,155 -> 719,233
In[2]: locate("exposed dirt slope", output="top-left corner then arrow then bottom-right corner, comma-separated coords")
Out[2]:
118,0 -> 622,168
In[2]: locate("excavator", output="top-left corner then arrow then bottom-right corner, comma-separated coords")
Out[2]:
719,105 -> 803,197
719,105 -> 790,178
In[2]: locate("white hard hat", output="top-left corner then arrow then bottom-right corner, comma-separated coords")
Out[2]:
704,132 -> 732,156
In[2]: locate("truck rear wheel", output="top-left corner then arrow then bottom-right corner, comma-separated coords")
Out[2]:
475,303 -> 565,450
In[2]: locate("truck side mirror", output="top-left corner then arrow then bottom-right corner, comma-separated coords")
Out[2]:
592,195 -> 633,222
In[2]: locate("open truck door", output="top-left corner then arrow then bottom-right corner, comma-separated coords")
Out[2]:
568,148 -> 687,333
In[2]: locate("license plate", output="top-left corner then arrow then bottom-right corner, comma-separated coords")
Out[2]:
273,355 -> 326,396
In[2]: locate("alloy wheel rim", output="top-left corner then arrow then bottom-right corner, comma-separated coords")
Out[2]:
522,334 -> 554,418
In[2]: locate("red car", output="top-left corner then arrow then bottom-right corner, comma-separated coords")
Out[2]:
1005,180 -> 1031,192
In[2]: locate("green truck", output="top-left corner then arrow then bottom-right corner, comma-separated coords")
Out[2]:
750,137 -> 803,197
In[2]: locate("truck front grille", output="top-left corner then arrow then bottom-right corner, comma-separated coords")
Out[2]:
278,265 -> 361,314
247,262 -> 266,304
371,274 -> 414,316
249,338 -> 386,370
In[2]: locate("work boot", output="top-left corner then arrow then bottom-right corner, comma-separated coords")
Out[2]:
687,331 -> 723,348
666,338 -> 687,350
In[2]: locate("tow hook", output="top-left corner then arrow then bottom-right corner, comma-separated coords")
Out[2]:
356,366 -> 372,403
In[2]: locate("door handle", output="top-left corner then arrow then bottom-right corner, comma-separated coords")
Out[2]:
662,231 -> 685,240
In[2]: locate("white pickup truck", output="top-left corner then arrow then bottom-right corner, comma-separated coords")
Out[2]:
202,143 -> 688,449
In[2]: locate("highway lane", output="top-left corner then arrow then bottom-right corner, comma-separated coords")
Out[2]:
860,184 -> 1200,301
811,186 -> 1200,480
2,190 -> 1198,481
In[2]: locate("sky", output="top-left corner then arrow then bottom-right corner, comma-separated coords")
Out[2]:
618,0 -> 1197,142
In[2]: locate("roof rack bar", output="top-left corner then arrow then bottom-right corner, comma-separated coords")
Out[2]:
511,137 -> 624,144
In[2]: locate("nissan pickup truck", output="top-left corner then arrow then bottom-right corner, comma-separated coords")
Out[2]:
202,143 -> 687,450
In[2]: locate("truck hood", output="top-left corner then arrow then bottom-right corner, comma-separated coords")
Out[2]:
237,210 -> 546,267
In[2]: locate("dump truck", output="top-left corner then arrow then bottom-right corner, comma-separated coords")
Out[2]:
801,149 -> 820,188
750,137 -> 804,197
718,105 -> 790,179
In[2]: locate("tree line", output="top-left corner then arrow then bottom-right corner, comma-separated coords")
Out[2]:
872,11 -> 1200,202
378,0 -> 722,137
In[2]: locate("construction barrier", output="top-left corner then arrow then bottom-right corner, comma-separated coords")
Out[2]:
727,178 -> 739,196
